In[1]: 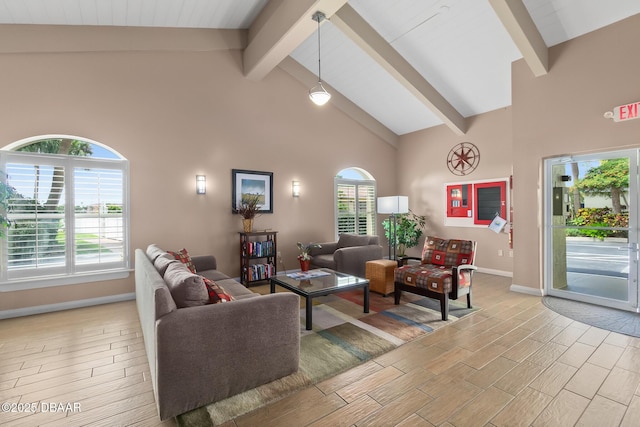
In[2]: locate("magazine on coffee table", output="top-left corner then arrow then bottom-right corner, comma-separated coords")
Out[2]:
286,269 -> 331,280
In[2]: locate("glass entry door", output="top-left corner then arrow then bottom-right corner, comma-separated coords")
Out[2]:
545,150 -> 639,312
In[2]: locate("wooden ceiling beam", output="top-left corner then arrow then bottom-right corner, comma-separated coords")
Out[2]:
489,0 -> 549,76
331,3 -> 467,136
243,0 -> 347,81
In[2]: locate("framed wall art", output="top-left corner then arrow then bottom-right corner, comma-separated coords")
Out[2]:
232,169 -> 273,213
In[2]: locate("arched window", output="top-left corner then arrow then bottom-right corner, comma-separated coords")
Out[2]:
0,135 -> 129,289
335,168 -> 377,238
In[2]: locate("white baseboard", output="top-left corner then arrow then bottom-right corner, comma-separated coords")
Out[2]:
510,284 -> 544,296
0,292 -> 136,319
477,267 -> 513,277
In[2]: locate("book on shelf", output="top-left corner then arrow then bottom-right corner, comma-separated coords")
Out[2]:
245,240 -> 274,258
245,263 -> 275,282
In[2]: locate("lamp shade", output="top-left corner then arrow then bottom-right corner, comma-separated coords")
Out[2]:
377,196 -> 409,214
309,83 -> 331,106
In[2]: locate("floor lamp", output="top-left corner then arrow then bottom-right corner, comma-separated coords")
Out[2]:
377,196 -> 409,261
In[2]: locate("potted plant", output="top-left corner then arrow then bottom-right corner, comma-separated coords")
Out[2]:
237,193 -> 262,232
296,242 -> 321,272
382,209 -> 426,257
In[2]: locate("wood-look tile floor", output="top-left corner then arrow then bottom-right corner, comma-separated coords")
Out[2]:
1,273 -> 640,426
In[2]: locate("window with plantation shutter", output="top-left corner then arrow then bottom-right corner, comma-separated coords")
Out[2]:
5,161 -> 67,273
0,137 -> 129,289
336,182 -> 356,234
335,168 -> 376,238
74,167 -> 125,268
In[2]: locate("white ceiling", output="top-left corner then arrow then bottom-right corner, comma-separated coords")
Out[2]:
0,0 -> 638,137
0,0 -> 269,28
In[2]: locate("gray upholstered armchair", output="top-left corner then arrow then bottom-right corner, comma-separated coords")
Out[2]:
309,233 -> 383,278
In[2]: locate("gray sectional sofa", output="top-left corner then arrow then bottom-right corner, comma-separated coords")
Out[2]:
135,245 -> 300,420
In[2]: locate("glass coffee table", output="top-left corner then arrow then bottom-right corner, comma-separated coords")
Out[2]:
270,269 -> 370,330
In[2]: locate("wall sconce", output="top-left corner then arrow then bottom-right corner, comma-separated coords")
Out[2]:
292,180 -> 301,197
196,175 -> 206,195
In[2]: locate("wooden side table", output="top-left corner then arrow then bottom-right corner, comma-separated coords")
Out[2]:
365,259 -> 398,296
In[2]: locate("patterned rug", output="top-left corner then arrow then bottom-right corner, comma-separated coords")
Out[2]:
542,296 -> 640,337
176,290 -> 478,427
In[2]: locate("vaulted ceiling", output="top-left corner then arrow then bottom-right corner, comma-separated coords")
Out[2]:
1,0 -> 638,145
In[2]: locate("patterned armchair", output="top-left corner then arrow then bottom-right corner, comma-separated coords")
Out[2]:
394,236 -> 477,321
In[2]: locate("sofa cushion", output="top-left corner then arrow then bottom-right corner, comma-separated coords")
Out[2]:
202,277 -> 234,303
216,278 -> 259,299
310,254 -> 335,269
163,262 -> 209,308
146,244 -> 167,262
337,233 -> 370,248
154,253 -> 177,276
198,269 -> 233,282
168,248 -> 196,273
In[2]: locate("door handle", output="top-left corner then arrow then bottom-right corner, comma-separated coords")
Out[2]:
627,243 -> 640,261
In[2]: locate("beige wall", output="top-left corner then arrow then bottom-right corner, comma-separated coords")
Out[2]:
397,107 -> 513,274
511,13 -> 640,292
0,27 -> 396,311
397,13 -> 640,290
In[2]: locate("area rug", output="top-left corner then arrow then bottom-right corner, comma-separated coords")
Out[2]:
176,291 -> 478,427
542,296 -> 640,337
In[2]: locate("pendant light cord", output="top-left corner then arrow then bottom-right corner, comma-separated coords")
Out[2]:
316,13 -> 322,83
309,11 -> 331,105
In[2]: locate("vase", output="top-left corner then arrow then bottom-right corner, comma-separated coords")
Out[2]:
242,218 -> 253,232
299,259 -> 311,272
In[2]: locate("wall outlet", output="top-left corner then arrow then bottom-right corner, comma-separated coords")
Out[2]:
498,249 -> 503,256
509,250 -> 513,257
277,251 -> 282,258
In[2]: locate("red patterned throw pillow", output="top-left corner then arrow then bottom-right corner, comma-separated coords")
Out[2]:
168,248 -> 196,273
202,277 -> 234,304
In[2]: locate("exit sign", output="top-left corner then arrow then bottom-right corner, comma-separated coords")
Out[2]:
612,101 -> 640,122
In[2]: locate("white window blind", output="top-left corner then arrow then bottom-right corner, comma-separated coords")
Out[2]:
335,179 -> 376,237
337,183 -> 356,234
5,162 -> 66,273
74,167 -> 125,268
358,184 -> 376,235
1,151 -> 129,283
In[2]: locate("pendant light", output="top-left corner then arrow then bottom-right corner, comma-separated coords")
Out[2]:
309,11 -> 331,106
